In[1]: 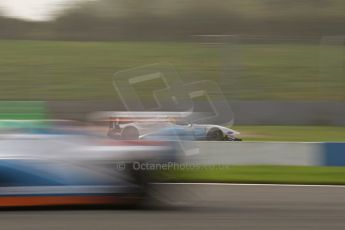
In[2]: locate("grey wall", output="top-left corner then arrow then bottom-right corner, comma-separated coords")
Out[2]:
187,142 -> 322,166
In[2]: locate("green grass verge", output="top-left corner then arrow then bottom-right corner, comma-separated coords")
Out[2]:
233,125 -> 345,142
0,101 -> 46,120
156,165 -> 345,185
0,40 -> 343,101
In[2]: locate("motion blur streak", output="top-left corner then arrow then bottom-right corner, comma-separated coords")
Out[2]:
0,119 -> 181,207
0,196 -> 137,207
0,184 -> 345,230
0,0 -> 343,230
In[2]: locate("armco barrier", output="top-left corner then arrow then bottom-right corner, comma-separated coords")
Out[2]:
186,142 -> 345,166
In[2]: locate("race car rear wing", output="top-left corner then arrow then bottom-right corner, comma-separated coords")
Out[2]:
88,111 -> 193,124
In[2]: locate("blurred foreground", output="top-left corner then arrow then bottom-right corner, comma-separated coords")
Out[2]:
0,119 -> 183,207
1,184 -> 345,230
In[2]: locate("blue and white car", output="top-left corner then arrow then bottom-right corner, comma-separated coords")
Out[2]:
107,121 -> 241,141
0,127 -> 178,208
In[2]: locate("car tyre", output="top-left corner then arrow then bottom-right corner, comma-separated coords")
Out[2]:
206,128 -> 224,141
121,126 -> 139,140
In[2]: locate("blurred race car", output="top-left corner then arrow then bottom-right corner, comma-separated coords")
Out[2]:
0,126 -> 179,208
91,112 -> 241,141
140,124 -> 242,141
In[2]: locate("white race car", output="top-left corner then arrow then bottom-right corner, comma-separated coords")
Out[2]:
138,123 -> 241,141
104,116 -> 241,142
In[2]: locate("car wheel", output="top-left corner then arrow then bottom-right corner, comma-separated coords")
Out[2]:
121,126 -> 139,140
121,162 -> 151,208
206,128 -> 224,141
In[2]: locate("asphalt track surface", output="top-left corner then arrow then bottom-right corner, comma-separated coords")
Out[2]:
1,183 -> 345,230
